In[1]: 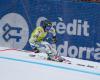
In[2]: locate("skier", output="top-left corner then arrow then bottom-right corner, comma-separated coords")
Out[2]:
29,20 -> 63,61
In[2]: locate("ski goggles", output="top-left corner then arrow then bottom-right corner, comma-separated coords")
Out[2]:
45,26 -> 51,31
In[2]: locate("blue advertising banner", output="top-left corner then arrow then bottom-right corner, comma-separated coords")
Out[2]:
0,0 -> 31,50
55,1 -> 100,62
0,0 -> 100,62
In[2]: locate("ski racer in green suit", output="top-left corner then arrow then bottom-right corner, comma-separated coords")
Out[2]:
29,20 -> 60,61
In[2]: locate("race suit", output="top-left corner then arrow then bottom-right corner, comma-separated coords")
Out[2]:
29,26 -> 57,59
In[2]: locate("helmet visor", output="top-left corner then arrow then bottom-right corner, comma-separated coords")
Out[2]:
45,26 -> 51,31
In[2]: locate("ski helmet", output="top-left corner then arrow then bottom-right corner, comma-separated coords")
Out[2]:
40,20 -> 52,31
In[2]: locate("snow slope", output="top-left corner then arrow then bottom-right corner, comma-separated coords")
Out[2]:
0,47 -> 100,80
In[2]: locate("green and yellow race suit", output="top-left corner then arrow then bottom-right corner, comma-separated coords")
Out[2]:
29,26 -> 56,47
29,26 -> 47,44
29,26 -> 58,60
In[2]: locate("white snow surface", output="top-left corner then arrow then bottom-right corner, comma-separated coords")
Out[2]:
0,47 -> 100,80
